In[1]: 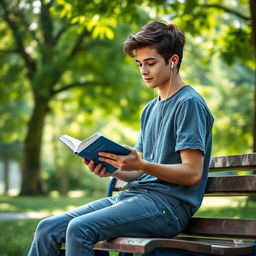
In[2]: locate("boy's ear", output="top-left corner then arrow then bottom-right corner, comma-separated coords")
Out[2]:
169,54 -> 179,69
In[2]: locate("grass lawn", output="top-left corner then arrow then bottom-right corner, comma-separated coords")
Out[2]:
0,194 -> 255,256
195,196 -> 256,218
0,193 -> 102,256
0,191 -> 104,213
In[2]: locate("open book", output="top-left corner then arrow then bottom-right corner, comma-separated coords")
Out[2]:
58,133 -> 131,173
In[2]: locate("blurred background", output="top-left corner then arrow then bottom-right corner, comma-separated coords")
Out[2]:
0,0 -> 254,197
0,1 -> 255,255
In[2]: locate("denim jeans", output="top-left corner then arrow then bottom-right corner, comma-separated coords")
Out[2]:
28,189 -> 191,256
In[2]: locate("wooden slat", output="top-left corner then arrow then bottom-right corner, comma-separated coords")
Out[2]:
210,153 -> 256,171
205,175 -> 256,195
95,237 -> 255,255
184,218 -> 256,238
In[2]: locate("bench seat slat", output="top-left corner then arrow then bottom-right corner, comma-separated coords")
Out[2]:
95,237 -> 255,255
205,175 -> 256,194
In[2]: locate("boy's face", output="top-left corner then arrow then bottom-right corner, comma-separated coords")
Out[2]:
135,47 -> 171,90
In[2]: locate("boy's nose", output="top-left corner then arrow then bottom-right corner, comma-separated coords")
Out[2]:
141,66 -> 149,75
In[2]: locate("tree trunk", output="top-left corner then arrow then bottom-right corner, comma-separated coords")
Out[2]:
3,155 -> 9,195
20,97 -> 49,195
250,0 -> 256,152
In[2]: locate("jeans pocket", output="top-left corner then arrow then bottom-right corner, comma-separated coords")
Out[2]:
160,209 -> 181,238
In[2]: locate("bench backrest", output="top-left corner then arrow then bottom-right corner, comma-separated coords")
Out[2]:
106,153 -> 256,239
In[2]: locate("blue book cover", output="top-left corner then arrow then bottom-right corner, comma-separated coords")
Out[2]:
58,133 -> 131,173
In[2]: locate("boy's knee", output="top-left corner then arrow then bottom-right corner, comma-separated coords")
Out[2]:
66,218 -> 82,237
35,216 -> 56,238
67,217 -> 97,243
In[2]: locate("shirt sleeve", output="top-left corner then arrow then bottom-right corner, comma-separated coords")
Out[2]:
175,98 -> 207,154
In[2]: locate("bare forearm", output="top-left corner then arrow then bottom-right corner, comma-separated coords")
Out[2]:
98,149 -> 203,186
139,160 -> 202,186
112,170 -> 141,182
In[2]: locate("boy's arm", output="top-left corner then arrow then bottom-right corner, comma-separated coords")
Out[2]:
98,149 -> 204,187
139,149 -> 204,186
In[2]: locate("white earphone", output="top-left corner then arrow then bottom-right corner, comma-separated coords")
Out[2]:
171,62 -> 174,69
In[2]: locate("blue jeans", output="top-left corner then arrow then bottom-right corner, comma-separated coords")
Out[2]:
28,189 -> 191,256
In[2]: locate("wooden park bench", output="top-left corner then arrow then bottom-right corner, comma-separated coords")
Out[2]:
93,153 -> 256,256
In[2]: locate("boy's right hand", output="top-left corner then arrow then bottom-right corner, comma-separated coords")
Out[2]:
83,158 -> 111,178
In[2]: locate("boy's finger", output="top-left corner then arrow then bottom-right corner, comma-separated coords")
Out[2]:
83,158 -> 89,165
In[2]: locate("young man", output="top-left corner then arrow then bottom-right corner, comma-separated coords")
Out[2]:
28,21 -> 214,256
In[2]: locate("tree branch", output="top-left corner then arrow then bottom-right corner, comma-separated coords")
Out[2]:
40,0 -> 54,46
69,28 -> 90,59
54,23 -> 74,43
0,0 -> 36,79
51,81 -> 98,96
201,4 -> 250,21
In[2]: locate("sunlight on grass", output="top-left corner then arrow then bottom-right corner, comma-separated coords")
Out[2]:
0,192 -> 103,214
196,196 -> 256,219
67,190 -> 87,198
201,196 -> 247,207
0,203 -> 16,211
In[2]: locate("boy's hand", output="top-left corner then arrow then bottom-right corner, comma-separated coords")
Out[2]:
98,146 -> 143,171
83,159 -> 111,178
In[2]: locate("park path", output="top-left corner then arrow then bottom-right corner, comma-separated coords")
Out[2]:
0,212 -> 49,221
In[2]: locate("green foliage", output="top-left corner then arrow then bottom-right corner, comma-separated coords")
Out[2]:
0,49 -> 31,144
0,141 -> 22,161
166,0 -> 253,68
219,24 -> 253,67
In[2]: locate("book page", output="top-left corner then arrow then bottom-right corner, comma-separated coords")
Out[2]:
78,133 -> 101,153
59,135 -> 82,152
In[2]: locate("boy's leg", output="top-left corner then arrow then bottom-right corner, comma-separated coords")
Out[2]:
65,191 -> 183,256
27,196 -> 118,256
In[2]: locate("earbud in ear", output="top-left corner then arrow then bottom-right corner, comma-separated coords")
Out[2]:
171,62 -> 174,69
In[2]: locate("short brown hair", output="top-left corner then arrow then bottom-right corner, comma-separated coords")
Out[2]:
123,21 -> 185,70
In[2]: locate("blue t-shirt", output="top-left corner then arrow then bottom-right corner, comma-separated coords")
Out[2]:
126,85 -> 214,213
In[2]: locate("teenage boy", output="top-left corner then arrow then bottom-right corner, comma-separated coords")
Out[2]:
28,21 -> 214,256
